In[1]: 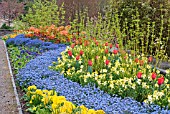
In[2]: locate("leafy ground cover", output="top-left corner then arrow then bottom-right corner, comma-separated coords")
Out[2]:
5,34 -> 170,113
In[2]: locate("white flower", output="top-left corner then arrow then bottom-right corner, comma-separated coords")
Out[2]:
148,95 -> 153,103
137,80 -> 141,85
80,65 -> 83,69
102,69 -> 107,73
132,84 -> 135,89
79,60 -> 82,64
110,83 -> 114,89
165,69 -> 170,74
146,65 -> 151,69
103,81 -> 107,86
67,64 -> 71,67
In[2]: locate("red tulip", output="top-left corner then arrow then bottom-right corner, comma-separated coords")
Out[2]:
95,41 -> 99,46
80,50 -> 84,56
105,59 -> 110,65
105,49 -> 109,54
135,58 -> 139,63
110,44 -> 113,48
105,42 -> 108,46
68,50 -> 72,57
76,55 -> 80,60
158,77 -> 164,85
148,56 -> 153,62
113,49 -> 118,54
88,60 -> 92,66
116,44 -> 119,48
151,72 -> 157,80
139,60 -> 144,66
137,72 -> 142,79
71,43 -> 75,48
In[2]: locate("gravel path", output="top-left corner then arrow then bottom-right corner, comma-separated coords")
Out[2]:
0,39 -> 19,114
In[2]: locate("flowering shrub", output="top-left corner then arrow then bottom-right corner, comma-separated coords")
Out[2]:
25,85 -> 105,114
52,39 -> 170,108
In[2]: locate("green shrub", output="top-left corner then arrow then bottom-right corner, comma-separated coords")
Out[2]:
14,0 -> 65,29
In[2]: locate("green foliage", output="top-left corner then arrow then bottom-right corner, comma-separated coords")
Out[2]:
69,0 -> 170,66
0,23 -> 13,30
7,45 -> 40,74
14,0 -> 65,29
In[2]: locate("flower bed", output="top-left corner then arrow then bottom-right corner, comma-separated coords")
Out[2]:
51,39 -> 170,109
25,85 -> 104,113
6,34 -> 170,113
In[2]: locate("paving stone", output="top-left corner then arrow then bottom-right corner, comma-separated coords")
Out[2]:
0,39 -> 18,113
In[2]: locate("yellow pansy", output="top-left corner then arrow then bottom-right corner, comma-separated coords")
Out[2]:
28,85 -> 37,91
95,110 -> 105,114
87,109 -> 96,114
35,89 -> 43,95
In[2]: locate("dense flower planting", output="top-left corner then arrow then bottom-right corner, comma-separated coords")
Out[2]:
25,85 -> 105,114
16,48 -> 169,113
51,39 -> 170,108
6,34 -> 170,113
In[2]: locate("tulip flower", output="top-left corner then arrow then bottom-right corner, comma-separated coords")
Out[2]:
137,72 -> 142,79
88,60 -> 92,66
105,59 -> 110,65
68,50 -> 72,57
151,72 -> 157,80
139,60 -> 144,66
113,49 -> 118,54
105,42 -> 108,46
71,43 -> 75,48
116,44 -> 119,48
110,44 -> 113,49
105,49 -> 109,54
148,56 -> 153,62
135,58 -> 139,63
80,50 -> 84,56
76,55 -> 80,61
158,76 -> 164,85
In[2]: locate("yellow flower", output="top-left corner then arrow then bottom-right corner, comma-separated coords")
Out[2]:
42,90 -> 49,94
87,109 -> 96,114
29,100 -> 32,104
71,67 -> 75,71
28,85 -> 37,91
10,34 -> 17,38
32,106 -> 37,111
52,96 -> 66,105
168,97 -> 170,103
36,89 -> 43,95
48,90 -> 57,96
59,101 -> 75,113
31,95 -> 36,100
52,103 -> 57,110
42,95 -> 49,105
80,105 -> 88,113
95,110 -> 105,114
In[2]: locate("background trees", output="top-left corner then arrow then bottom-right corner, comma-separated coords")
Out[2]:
0,0 -> 24,27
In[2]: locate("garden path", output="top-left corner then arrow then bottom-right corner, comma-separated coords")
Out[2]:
0,39 -> 19,114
